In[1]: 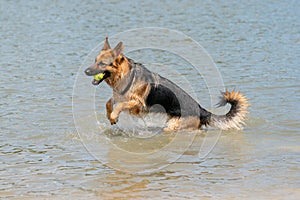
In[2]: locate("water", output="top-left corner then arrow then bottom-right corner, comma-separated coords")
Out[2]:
1,0 -> 299,199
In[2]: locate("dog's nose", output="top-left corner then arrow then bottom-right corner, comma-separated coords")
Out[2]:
85,68 -> 91,75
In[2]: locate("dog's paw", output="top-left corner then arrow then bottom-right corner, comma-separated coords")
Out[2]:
110,119 -> 117,125
109,111 -> 119,125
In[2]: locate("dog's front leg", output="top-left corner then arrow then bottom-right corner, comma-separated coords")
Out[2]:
110,100 -> 139,124
106,98 -> 115,125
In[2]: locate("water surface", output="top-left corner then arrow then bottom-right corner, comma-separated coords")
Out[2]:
0,0 -> 299,199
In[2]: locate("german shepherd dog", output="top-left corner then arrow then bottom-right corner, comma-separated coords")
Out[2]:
85,37 -> 249,131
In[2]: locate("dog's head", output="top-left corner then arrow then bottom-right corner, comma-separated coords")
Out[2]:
85,37 -> 129,86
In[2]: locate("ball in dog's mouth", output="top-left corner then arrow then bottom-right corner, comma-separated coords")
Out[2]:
92,73 -> 103,85
92,72 -> 109,85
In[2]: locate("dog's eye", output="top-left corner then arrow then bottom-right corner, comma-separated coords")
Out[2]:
98,61 -> 106,66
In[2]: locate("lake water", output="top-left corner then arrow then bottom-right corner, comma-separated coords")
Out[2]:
1,0 -> 299,199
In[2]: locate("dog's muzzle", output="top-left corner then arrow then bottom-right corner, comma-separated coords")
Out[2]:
85,67 -> 110,85
85,68 -> 98,76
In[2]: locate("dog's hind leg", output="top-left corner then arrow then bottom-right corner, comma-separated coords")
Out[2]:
163,117 -> 180,132
163,116 -> 201,132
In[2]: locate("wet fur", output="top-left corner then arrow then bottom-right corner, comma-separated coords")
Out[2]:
85,38 -> 249,131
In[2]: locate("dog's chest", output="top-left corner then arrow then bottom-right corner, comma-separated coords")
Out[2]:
113,91 -> 130,103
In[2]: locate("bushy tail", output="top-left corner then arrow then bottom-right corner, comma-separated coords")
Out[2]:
210,90 -> 250,130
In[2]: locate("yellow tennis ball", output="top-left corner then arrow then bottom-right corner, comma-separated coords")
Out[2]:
94,73 -> 105,81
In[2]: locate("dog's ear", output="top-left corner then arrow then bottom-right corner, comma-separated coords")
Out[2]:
112,42 -> 124,58
102,37 -> 111,50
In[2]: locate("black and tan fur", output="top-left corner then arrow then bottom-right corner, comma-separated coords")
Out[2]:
85,37 -> 249,131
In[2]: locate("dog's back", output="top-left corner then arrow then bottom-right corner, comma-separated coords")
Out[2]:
121,61 -> 212,126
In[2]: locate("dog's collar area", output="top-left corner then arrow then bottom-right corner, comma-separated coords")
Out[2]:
114,69 -> 136,95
